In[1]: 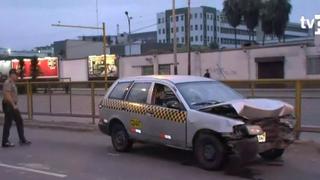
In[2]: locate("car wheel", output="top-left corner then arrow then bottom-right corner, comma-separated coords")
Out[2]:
111,123 -> 133,152
194,134 -> 226,170
259,149 -> 284,160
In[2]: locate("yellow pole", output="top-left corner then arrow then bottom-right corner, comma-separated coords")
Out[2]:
91,82 -> 96,124
294,80 -> 302,139
250,82 -> 255,97
102,22 -> 108,90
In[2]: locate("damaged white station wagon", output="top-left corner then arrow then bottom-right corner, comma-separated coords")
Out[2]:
99,75 -> 295,170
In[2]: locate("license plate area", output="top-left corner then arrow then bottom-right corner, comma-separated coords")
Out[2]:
257,132 -> 267,143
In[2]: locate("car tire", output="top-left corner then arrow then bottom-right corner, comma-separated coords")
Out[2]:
259,148 -> 284,160
111,123 -> 133,152
194,134 -> 226,170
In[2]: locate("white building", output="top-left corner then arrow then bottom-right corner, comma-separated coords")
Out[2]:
157,6 -> 311,49
119,36 -> 320,80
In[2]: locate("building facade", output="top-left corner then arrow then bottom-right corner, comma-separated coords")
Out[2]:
157,6 -> 311,49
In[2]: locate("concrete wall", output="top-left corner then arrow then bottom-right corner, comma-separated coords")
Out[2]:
119,42 -> 320,80
60,59 -> 88,81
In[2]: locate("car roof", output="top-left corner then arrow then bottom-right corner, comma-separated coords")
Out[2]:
118,75 -> 216,84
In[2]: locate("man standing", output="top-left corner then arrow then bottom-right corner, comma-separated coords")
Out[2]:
2,69 -> 31,148
204,69 -> 211,78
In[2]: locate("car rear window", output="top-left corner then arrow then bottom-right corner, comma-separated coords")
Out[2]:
126,83 -> 152,104
109,82 -> 132,100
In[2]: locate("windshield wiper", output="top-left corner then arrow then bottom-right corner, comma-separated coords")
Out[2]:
191,100 -> 221,106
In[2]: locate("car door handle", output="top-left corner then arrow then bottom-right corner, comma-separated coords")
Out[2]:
146,110 -> 154,115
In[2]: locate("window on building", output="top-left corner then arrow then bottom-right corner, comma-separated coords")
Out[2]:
162,18 -> 165,23
127,83 -> 152,104
176,15 -> 179,22
171,28 -> 173,33
211,14 -> 213,20
207,25 -> 210,31
195,24 -> 198,31
181,15 -> 184,21
200,13 -> 203,19
182,37 -> 185,43
191,36 -> 194,42
109,82 -> 132,100
195,36 -> 198,42
177,37 -> 179,43
158,18 -> 161,24
163,39 -> 166,43
207,14 -> 210,19
211,36 -> 213,42
207,36 -> 210,42
211,25 -> 213,31
191,25 -> 193,31
158,29 -> 161,35
142,66 -> 154,75
170,16 -> 173,22
194,13 -> 198,18
181,26 -> 184,32
307,56 -> 320,74
162,28 -> 165,34
159,64 -> 171,75
200,24 -> 203,30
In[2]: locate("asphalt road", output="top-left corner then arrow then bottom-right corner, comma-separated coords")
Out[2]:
0,127 -> 319,180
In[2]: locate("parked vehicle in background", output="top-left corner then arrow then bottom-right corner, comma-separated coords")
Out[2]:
99,75 -> 295,170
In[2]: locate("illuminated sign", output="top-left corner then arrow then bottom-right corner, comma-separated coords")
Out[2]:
88,54 -> 117,78
11,57 -> 59,79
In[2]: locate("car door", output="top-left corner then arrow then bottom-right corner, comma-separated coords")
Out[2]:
123,81 -> 154,141
147,83 -> 187,148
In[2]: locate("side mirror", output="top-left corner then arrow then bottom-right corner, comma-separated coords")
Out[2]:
166,100 -> 181,110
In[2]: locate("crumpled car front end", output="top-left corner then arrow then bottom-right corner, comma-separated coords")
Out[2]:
199,98 -> 296,159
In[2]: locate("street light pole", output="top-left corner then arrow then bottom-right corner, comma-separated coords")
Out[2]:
187,0 -> 191,75
172,0 -> 178,75
125,11 -> 132,56
51,22 -> 108,89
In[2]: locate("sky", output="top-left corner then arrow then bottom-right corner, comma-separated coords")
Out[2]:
0,0 -> 319,50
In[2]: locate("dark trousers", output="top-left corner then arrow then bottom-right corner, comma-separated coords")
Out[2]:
2,101 -> 26,144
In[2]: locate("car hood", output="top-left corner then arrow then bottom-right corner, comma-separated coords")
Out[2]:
200,98 -> 294,120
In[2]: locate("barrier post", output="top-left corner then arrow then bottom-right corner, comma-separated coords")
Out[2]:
91,82 -> 96,124
26,81 -> 33,120
294,80 -> 302,139
250,81 -> 255,97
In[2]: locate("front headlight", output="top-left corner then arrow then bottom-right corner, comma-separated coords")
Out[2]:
246,125 -> 263,136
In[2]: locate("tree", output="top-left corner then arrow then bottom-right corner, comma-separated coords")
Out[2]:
223,0 -> 242,48
260,0 -> 292,44
273,0 -> 292,42
18,58 -> 25,79
209,42 -> 219,50
30,56 -> 41,80
240,0 -> 261,42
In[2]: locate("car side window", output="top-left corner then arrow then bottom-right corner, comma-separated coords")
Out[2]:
151,83 -> 179,108
109,82 -> 132,100
126,82 -> 152,104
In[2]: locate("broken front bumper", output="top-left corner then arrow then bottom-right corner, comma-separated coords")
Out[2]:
227,137 -> 259,162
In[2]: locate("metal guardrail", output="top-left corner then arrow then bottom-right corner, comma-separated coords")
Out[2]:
0,79 -> 319,139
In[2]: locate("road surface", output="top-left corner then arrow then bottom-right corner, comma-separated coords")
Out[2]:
0,127 -> 319,180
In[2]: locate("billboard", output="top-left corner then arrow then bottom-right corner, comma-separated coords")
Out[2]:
0,60 -> 12,80
88,54 -> 117,78
11,57 -> 58,79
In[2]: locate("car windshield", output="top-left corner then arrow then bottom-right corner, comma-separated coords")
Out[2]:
176,81 -> 243,109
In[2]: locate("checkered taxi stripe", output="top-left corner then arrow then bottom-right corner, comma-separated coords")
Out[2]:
104,99 -> 186,123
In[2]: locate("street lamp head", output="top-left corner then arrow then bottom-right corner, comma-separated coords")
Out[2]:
125,11 -> 128,16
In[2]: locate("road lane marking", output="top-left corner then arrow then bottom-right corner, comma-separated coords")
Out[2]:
0,163 -> 67,178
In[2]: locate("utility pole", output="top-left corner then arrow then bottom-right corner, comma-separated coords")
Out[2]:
172,0 -> 178,75
187,0 -> 191,75
51,23 -> 109,89
125,11 -> 132,56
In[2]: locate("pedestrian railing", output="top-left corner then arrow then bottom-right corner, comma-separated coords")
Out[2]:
0,79 -> 319,139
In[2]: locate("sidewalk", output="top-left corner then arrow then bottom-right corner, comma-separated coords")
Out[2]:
0,117 -> 97,132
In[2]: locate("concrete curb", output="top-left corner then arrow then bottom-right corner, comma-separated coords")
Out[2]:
0,119 -> 98,132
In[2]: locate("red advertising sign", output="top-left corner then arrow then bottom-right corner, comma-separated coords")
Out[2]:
11,57 -> 58,79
